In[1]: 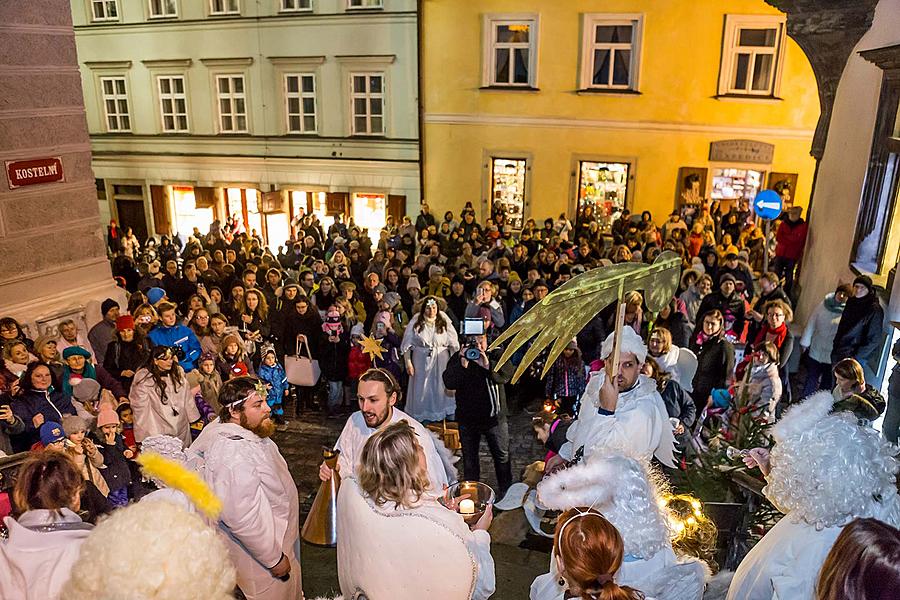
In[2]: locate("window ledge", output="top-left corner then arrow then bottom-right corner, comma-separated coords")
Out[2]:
346,7 -> 384,11
479,85 -> 540,92
576,88 -> 641,96
714,94 -> 784,104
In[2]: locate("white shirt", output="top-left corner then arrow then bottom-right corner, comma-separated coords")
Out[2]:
335,407 -> 450,492
561,373 -> 676,467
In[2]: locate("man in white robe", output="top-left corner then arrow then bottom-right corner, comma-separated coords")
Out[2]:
559,327 -> 676,468
319,368 -> 451,492
191,378 -> 301,600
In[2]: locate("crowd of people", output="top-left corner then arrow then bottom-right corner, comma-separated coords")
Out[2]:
1,198 -> 899,600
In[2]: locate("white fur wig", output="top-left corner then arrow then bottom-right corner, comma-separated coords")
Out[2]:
536,450 -> 671,559
62,500 -> 235,599
601,325 -> 648,364
766,391 -> 900,530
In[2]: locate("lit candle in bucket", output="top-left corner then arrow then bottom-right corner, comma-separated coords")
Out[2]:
458,499 -> 475,515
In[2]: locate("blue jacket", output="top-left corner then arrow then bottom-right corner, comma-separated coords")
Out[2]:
147,324 -> 202,371
11,387 -> 76,451
257,362 -> 289,406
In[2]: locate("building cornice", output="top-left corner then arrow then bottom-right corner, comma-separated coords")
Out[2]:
84,60 -> 133,70
142,58 -> 193,68
268,56 -> 327,66
199,57 -> 254,67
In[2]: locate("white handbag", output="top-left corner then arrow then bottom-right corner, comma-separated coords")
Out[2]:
285,335 -> 321,386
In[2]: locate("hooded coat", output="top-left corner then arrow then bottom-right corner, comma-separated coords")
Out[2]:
831,287 -> 884,365
800,293 -> 845,364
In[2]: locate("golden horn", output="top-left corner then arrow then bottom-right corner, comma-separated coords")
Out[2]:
301,448 -> 341,547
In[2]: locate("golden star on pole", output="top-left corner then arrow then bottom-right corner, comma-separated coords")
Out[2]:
358,334 -> 386,361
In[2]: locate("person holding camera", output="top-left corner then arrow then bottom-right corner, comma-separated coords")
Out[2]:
442,328 -> 514,497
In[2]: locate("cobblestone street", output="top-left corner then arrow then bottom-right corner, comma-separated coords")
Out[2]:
273,405 -> 549,599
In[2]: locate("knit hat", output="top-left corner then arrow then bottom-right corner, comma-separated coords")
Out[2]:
260,342 -> 276,358
428,265 -> 444,279
116,315 -> 135,331
72,378 -> 101,402
222,333 -> 243,352
384,291 -> 402,309
533,279 -> 549,290
62,346 -> 92,360
97,408 -> 119,428
374,283 -> 387,295
406,275 -> 421,291
198,351 -> 216,365
62,414 -> 89,435
853,275 -> 874,291
718,273 -> 736,284
230,362 -> 249,377
101,298 -> 120,317
508,271 -> 522,284
601,326 -> 648,364
147,287 -> 166,306
40,422 -> 65,446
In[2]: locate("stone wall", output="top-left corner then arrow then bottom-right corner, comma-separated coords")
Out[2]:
0,0 -> 123,337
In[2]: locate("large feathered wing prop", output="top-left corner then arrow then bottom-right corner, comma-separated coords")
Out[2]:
491,251 -> 682,383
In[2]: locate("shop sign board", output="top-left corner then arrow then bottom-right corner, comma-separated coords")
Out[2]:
709,140 -> 774,164
6,157 -> 65,189
754,190 -> 783,220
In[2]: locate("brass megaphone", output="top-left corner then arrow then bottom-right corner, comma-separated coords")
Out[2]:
301,448 -> 341,547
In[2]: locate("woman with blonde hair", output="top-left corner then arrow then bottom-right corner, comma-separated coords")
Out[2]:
400,296 -> 459,422
345,420 -> 495,599
33,335 -> 65,381
237,288 -> 269,345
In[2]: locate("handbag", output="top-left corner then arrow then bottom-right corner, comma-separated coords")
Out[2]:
285,335 -> 321,387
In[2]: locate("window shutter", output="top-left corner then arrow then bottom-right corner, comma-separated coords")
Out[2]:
194,186 -> 216,209
388,195 -> 406,224
326,192 -> 349,216
150,185 -> 170,235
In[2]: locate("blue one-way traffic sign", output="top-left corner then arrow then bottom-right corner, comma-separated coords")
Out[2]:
753,190 -> 783,220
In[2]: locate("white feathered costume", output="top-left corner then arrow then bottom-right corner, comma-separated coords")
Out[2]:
726,391 -> 900,600
560,327 -> 677,468
530,451 -> 708,600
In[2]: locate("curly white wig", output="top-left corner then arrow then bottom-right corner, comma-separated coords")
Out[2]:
62,500 -> 235,600
536,450 -> 671,559
766,391 -> 900,530
601,326 -> 647,364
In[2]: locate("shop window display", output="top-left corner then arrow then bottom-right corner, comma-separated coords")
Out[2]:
490,158 -> 527,230
710,167 -> 763,206
578,161 -> 629,226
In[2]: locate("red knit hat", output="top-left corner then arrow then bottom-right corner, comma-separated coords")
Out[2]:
116,315 -> 135,331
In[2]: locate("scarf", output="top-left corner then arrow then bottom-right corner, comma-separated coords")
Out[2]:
753,321 -> 787,350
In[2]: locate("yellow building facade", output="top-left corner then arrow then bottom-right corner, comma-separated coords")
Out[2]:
422,0 -> 820,227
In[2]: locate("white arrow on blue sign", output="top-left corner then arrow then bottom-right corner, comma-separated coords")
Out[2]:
753,189 -> 783,220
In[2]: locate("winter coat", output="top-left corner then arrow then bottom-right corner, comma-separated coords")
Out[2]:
147,324 -> 202,371
774,217 -> 808,261
11,388 -> 76,452
129,367 -> 200,446
442,349 -> 514,428
99,432 -> 133,492
257,362 -> 289,408
544,356 -> 587,400
0,405 -> 25,455
0,509 -> 93,600
347,344 -> 372,381
320,326 -> 351,382
679,286 -> 704,330
801,294 -> 845,364
690,335 -> 735,408
194,368 -> 224,413
103,339 -> 147,392
281,309 -> 323,358
659,379 -> 696,430
371,332 -> 404,382
831,295 -> 884,365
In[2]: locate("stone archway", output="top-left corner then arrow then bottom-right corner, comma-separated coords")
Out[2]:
766,0 -> 879,159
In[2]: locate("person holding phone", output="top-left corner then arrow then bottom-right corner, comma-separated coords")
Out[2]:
0,398 -> 24,455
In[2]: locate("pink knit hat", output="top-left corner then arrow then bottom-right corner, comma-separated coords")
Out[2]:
97,408 -> 119,428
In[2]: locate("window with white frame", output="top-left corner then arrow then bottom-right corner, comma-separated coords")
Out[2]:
281,0 -> 311,10
285,74 -> 317,133
348,0 -> 382,8
149,0 -> 177,17
719,15 -> 785,96
91,0 -> 119,21
210,0 -> 239,15
100,77 -> 130,131
581,15 -> 642,90
216,75 -> 247,133
157,76 -> 189,132
351,73 -> 384,135
484,16 -> 538,88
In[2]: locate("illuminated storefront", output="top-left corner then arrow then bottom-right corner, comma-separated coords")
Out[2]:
489,157 -> 527,230
577,160 -> 630,217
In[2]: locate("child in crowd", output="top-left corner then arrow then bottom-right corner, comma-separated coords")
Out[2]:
733,341 -> 783,422
185,371 -> 215,435
531,411 -> 572,465
61,414 -> 109,498
116,402 -> 137,454
96,407 -> 132,508
370,311 -> 404,383
192,352 -> 223,414
257,343 -> 289,423
543,339 -> 587,417
216,333 -> 255,381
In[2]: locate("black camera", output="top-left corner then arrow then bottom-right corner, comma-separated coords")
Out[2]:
461,318 -> 485,361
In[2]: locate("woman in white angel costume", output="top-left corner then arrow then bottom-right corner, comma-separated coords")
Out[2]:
726,390 -> 900,600
530,450 -> 709,600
